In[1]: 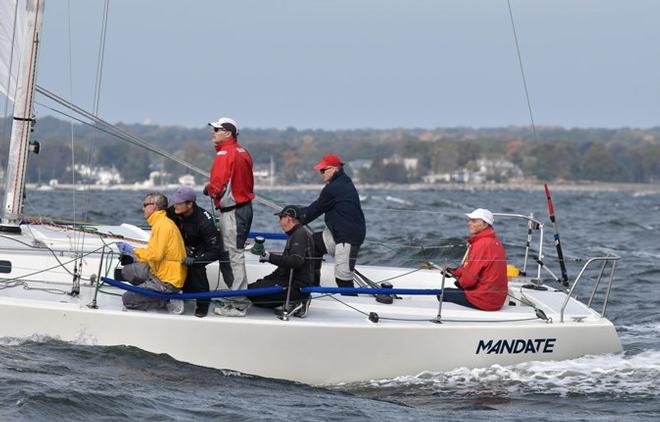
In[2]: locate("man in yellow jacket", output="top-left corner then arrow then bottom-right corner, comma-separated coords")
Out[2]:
117,192 -> 188,313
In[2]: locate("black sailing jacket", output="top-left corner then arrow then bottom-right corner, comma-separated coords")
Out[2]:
167,203 -> 221,266
265,223 -> 316,289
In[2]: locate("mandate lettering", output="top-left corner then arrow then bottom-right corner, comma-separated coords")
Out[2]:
476,338 -> 556,355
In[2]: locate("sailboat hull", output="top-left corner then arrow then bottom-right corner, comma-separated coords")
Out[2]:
0,258 -> 623,385
0,292 -> 621,385
0,224 -> 622,385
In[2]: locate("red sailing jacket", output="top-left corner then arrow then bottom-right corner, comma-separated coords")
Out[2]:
207,138 -> 255,209
452,226 -> 508,311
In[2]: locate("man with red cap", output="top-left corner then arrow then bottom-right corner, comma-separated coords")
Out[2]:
302,153 -> 366,291
205,117 -> 255,317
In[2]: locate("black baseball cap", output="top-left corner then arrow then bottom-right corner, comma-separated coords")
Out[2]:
275,204 -> 303,219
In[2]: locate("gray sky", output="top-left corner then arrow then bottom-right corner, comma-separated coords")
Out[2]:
33,0 -> 660,130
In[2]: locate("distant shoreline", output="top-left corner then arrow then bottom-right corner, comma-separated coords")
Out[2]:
23,181 -> 660,193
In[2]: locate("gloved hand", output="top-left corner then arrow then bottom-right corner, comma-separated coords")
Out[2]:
454,280 -> 462,289
182,256 -> 195,266
259,251 -> 270,263
116,242 -> 134,256
441,266 -> 454,278
203,184 -> 209,196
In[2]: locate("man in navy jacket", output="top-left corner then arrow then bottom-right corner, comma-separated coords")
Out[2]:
303,154 -> 366,289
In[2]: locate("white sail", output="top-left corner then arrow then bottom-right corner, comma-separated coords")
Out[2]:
1,0 -> 44,226
0,0 -> 27,102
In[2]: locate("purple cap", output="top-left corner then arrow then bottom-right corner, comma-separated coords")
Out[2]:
171,186 -> 197,204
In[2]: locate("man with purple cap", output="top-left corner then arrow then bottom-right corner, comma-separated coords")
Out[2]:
167,186 -> 223,317
302,153 -> 366,291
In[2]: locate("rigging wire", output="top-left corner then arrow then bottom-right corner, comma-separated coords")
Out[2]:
0,233 -> 110,284
506,0 -> 539,144
79,0 -> 112,254
33,85 -> 282,211
65,0 -> 85,281
325,294 -> 542,324
93,0 -> 110,117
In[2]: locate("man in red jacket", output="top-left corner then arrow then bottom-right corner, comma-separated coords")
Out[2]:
205,117 -> 255,317
443,208 -> 508,311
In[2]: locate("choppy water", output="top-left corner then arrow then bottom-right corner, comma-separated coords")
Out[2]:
2,187 -> 659,420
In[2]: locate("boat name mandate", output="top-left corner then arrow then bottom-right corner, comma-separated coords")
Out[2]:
476,338 -> 557,355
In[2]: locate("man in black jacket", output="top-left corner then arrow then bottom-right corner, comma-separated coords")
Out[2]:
248,205 -> 316,316
302,154 -> 366,290
167,186 -> 222,317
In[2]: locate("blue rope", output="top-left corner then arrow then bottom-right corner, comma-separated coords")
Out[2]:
248,231 -> 288,240
101,278 -> 441,299
100,277 -> 283,299
301,287 -> 442,295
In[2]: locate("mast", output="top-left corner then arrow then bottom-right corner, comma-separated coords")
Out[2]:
1,0 -> 46,232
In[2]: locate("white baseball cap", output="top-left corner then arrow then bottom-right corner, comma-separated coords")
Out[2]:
466,208 -> 494,225
208,117 -> 239,135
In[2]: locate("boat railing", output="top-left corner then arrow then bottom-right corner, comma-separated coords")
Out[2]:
493,213 -> 545,281
560,254 -> 620,322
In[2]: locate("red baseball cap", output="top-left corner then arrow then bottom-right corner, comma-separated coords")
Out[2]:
313,154 -> 343,170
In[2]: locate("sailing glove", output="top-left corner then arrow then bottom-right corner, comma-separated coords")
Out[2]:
116,242 -> 134,256
182,256 -> 195,266
259,251 -> 270,263
441,267 -> 454,278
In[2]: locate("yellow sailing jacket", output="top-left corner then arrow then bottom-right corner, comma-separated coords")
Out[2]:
134,210 -> 187,289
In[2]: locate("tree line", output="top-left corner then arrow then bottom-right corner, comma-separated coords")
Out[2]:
1,116 -> 659,184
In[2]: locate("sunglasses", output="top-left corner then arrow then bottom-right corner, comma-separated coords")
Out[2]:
213,127 -> 228,133
143,202 -> 155,208
319,167 -> 333,174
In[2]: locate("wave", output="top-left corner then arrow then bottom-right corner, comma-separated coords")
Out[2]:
618,322 -> 660,342
0,334 -> 59,347
345,351 -> 660,399
631,250 -> 660,260
603,218 -> 656,231
385,195 -> 415,206
428,198 -> 469,209
0,336 -> 256,381
632,191 -> 660,198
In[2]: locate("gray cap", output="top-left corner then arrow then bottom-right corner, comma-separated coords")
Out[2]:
171,186 -> 197,204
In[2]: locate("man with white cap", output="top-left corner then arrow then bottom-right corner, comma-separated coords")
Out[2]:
167,186 -> 223,317
205,117 -> 255,317
442,208 -> 508,311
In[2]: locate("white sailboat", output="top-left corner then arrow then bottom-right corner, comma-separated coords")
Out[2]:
0,0 -> 622,385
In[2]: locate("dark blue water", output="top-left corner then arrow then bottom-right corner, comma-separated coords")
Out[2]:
2,186 -> 659,421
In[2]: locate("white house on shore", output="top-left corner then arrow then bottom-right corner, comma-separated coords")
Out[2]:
66,164 -> 123,185
424,157 -> 524,184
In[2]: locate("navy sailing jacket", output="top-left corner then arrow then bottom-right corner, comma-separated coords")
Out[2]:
303,169 -> 366,245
